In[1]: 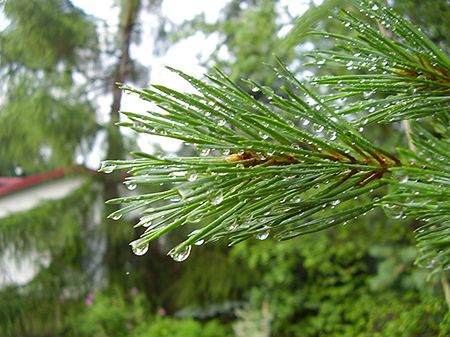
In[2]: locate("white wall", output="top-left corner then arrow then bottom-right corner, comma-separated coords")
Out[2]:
0,176 -> 86,219
0,176 -> 87,286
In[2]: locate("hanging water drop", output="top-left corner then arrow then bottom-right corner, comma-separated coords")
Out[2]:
127,183 -> 137,191
194,238 -> 205,246
111,214 -> 122,220
371,4 -> 379,10
217,119 -> 226,126
100,163 -> 116,174
251,87 -> 260,92
131,242 -> 149,256
170,245 -> 192,262
256,228 -> 270,240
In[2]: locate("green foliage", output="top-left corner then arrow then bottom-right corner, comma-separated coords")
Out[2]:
210,0 -> 282,83
65,288 -> 230,337
103,0 -> 450,277
66,289 -> 147,337
308,1 -> 450,124
231,213 -> 448,336
0,82 -> 98,174
132,318 -> 230,337
0,178 -> 96,336
392,0 -> 450,51
0,0 -> 99,175
166,244 -> 254,308
0,0 -> 98,71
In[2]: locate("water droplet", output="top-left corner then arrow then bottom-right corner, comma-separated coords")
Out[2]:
303,119 -> 310,126
143,221 -> 152,228
332,200 -> 341,206
393,211 -> 404,219
251,87 -> 260,92
330,133 -> 337,141
169,196 -> 181,202
194,239 -> 204,246
211,192 -> 224,205
217,119 -> 226,126
131,242 -> 149,256
292,196 -> 302,203
127,183 -> 137,191
187,172 -> 198,182
170,245 -> 192,262
400,176 -> 409,184
259,131 -> 269,139
371,4 -> 379,10
256,228 -> 270,240
111,214 -> 122,220
100,163 -> 116,173
200,149 -> 211,156
368,107 -> 375,113
227,220 -> 238,231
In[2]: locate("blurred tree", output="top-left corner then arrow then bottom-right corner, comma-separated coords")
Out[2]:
0,0 -> 166,335
0,0 -> 99,175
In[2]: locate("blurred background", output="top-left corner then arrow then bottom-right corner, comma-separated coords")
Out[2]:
0,0 -> 449,336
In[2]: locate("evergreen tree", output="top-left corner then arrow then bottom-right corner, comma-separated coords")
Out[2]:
0,0 -> 165,335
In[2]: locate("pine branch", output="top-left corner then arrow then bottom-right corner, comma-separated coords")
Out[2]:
101,0 -> 449,269
101,58 -> 403,260
306,0 -> 450,125
383,120 -> 450,274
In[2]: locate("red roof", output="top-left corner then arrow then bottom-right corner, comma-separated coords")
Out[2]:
0,167 -> 91,197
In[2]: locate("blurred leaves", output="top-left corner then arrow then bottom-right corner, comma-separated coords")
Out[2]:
0,0 -> 98,72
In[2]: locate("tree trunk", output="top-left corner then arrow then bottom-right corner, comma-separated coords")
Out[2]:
103,0 -> 141,285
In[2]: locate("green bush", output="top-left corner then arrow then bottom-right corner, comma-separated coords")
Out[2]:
64,289 -> 147,337
64,289 -> 231,337
132,318 -> 231,337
